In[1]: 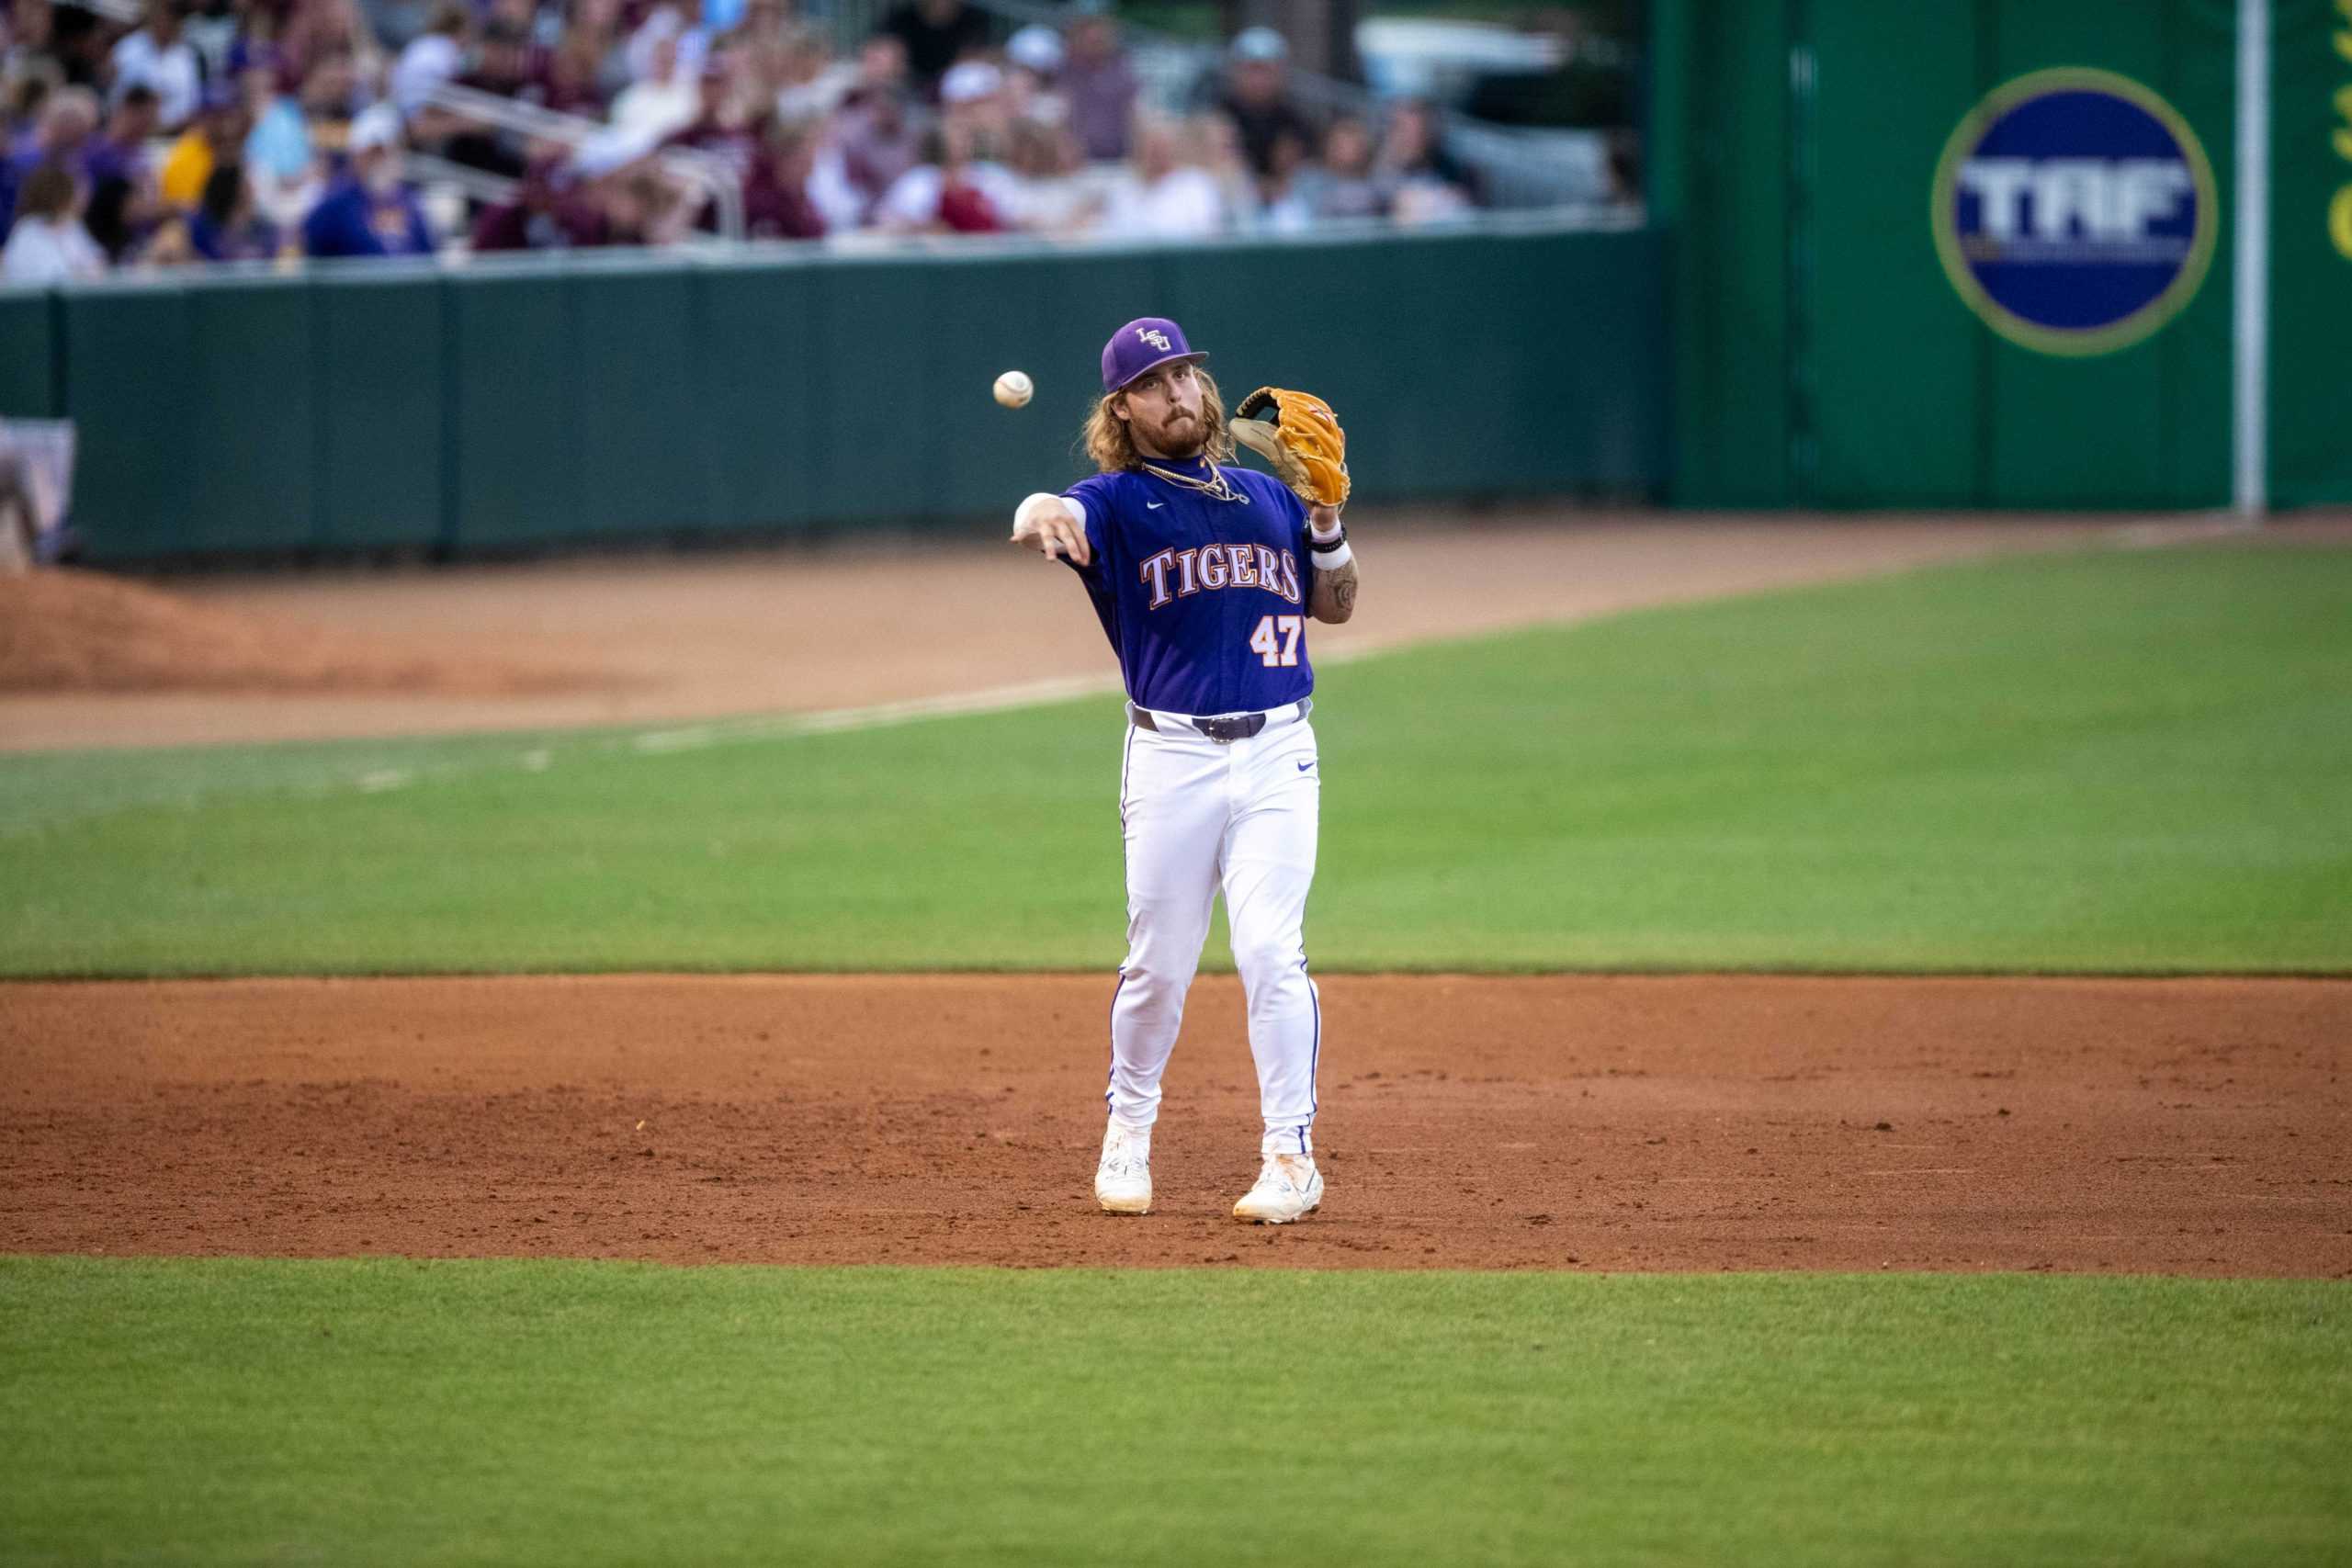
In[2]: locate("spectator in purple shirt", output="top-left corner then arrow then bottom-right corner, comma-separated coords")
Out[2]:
81,82 -> 157,186
189,162 -> 278,259
1058,12 -> 1134,163
1,85 -> 96,239
300,104 -> 434,257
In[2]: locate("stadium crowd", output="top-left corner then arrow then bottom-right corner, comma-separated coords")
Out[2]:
0,0 -> 1487,279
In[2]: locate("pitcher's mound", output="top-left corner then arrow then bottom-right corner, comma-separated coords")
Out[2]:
0,569 -> 597,696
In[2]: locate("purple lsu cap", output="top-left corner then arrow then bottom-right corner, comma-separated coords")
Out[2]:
1102,317 -> 1208,392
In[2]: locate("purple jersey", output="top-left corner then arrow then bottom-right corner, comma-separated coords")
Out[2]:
1063,454 -> 1314,717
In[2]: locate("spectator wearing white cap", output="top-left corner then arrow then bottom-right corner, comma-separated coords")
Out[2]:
1214,26 -> 1315,182
937,58 -> 1008,144
1003,24 -> 1065,130
300,103 -> 434,257
1006,25 -> 1061,78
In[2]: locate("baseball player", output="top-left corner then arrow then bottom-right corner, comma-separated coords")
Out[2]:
1010,317 -> 1358,1224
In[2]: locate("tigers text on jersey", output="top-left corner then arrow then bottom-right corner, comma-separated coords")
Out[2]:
1061,455 -> 1314,717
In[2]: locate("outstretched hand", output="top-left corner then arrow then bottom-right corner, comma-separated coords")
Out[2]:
1012,493 -> 1091,567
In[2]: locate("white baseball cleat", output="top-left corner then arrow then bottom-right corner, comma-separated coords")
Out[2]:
1232,1153 -> 1323,1224
1094,1122 -> 1152,1214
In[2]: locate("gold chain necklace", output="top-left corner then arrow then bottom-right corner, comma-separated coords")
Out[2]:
1138,459 -> 1250,504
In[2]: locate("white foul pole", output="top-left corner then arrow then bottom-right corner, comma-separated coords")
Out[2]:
2233,0 -> 2271,519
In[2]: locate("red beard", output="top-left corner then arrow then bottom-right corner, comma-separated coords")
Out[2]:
1149,411 -> 1204,457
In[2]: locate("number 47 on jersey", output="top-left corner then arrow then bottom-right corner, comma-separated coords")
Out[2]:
1250,615 -> 1304,668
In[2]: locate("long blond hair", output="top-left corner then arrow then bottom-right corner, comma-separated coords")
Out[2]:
1083,367 -> 1237,473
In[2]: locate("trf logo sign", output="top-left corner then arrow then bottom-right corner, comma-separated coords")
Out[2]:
1932,68 -> 2217,356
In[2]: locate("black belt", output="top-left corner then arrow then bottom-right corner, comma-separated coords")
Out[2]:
1129,706 -> 1270,742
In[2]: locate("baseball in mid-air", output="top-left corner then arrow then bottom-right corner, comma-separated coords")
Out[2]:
993,370 -> 1034,409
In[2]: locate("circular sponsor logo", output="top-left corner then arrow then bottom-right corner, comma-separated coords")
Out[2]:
1931,68 -> 2217,356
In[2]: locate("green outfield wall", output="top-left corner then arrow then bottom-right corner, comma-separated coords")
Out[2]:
1650,0 -> 2352,511
0,223 -> 1665,563
2272,0 -> 2352,508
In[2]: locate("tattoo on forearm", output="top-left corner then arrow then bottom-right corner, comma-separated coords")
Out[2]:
1312,561 -> 1359,623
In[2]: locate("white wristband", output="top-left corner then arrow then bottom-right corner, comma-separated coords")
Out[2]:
1309,541 -> 1353,570
1308,518 -> 1344,545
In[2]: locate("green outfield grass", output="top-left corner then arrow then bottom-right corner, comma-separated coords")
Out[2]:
2,542 -> 2346,976
0,1258 -> 2343,1566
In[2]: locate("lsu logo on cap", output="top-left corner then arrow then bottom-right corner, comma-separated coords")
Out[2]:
1931,67 -> 2217,356
1136,327 -> 1172,351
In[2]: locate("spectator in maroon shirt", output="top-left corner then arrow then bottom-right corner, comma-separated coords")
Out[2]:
741,117 -> 822,239
471,152 -> 612,249
842,32 -> 908,103
664,49 -> 757,176
538,28 -> 611,117
462,17 -> 548,101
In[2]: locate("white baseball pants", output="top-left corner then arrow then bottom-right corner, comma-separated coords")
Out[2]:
1106,702 -> 1321,1156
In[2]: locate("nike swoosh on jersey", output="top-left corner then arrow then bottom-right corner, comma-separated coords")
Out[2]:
1146,502 -> 1165,510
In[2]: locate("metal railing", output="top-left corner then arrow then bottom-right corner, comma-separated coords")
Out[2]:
419,82 -> 747,240
403,151 -> 523,210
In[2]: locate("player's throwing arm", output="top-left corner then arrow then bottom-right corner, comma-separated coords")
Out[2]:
1006,316 -> 1360,1226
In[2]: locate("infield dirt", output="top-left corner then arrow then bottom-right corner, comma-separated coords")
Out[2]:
5,974 -> 2345,1276
11,515 -> 2346,1280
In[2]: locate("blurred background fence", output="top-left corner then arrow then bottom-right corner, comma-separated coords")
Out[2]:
0,217 -> 1664,561
4,0 -> 2348,562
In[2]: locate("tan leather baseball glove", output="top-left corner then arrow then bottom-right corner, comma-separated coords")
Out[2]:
1231,387 -> 1351,508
